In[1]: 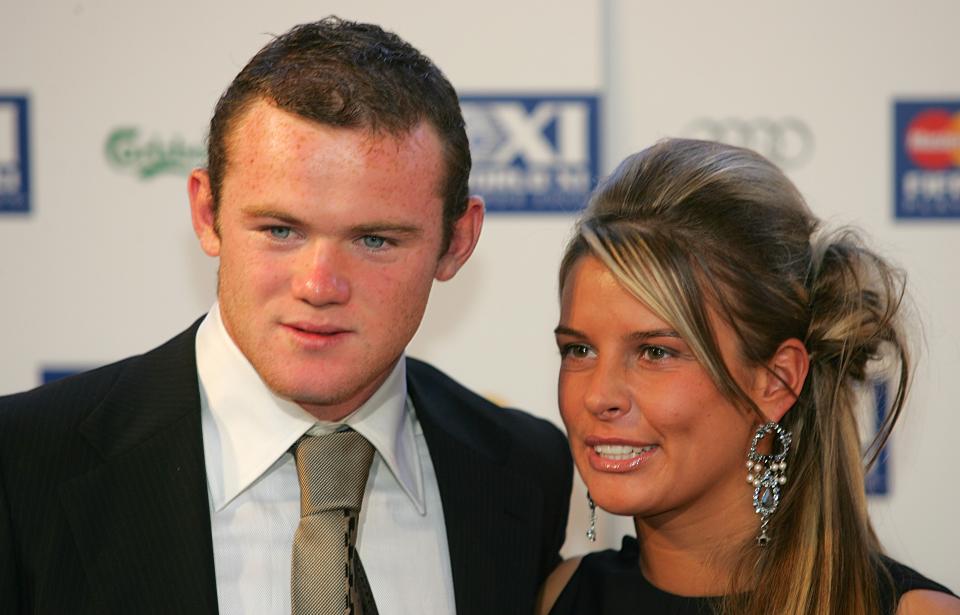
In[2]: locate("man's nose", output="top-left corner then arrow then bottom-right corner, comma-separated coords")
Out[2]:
583,359 -> 632,420
291,242 -> 350,306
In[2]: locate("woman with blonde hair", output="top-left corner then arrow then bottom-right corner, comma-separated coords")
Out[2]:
541,139 -> 958,615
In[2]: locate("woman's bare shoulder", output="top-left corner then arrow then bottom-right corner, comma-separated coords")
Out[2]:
535,556 -> 585,615
897,589 -> 960,615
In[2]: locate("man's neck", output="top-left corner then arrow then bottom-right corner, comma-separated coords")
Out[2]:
294,360 -> 400,423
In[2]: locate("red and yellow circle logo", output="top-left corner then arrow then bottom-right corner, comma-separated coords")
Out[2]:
905,109 -> 960,169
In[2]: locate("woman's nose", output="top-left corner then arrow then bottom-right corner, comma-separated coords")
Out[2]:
583,359 -> 632,419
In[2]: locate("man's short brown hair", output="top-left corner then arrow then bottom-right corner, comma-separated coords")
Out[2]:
206,17 -> 471,250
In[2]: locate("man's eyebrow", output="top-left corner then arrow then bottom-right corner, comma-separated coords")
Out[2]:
349,223 -> 423,237
240,208 -> 423,236
241,207 -> 302,225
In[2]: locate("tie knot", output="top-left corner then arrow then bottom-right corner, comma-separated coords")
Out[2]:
294,430 -> 375,516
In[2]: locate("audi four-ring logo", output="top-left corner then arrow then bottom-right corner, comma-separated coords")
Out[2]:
682,118 -> 815,169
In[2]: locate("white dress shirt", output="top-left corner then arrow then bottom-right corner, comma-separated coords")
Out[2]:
196,304 -> 457,614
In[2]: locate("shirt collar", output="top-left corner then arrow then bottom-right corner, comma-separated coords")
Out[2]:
196,303 -> 425,514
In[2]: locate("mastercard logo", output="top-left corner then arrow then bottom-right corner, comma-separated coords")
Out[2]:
905,108 -> 960,170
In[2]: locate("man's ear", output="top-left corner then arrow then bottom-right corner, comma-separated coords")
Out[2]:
754,338 -> 810,423
435,196 -> 484,281
188,168 -> 222,257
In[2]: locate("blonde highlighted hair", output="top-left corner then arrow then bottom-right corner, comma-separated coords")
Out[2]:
560,139 -> 909,615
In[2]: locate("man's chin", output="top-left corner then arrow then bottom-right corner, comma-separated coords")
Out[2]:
276,385 -> 352,408
268,381 -> 368,421
259,358 -> 400,420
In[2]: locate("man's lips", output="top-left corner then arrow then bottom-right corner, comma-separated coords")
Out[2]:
584,436 -> 659,472
283,321 -> 350,335
281,322 -> 353,347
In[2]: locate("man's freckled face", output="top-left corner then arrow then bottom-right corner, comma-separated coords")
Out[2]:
212,100 -> 449,420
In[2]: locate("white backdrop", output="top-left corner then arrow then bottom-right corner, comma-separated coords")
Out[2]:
1,0 -> 957,591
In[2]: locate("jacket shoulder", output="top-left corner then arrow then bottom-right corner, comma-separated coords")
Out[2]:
0,321 -> 201,434
0,357 -> 135,431
406,356 -> 564,437
405,356 -> 571,475
406,356 -> 574,586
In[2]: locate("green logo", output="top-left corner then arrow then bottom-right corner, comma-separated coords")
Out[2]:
105,127 -> 205,178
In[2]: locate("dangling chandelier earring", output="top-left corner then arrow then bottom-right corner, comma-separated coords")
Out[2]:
746,421 -> 792,546
586,493 -> 597,542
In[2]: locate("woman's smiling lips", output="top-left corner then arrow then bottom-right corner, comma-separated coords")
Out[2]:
584,436 -> 659,472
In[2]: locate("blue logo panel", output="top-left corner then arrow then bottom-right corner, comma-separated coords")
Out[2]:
0,95 -> 30,214
41,368 -> 86,385
866,380 -> 891,496
894,100 -> 960,218
460,95 -> 600,212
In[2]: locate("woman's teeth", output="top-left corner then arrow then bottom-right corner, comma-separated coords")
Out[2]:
593,444 -> 656,459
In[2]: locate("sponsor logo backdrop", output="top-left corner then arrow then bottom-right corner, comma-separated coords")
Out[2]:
895,100 -> 960,217
462,95 -> 600,211
1,0 -> 957,589
682,116 -> 815,170
0,95 -> 29,214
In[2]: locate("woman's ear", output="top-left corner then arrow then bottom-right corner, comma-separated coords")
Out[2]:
754,338 -> 809,423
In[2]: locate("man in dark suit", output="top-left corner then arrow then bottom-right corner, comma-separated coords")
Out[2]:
0,18 -> 572,614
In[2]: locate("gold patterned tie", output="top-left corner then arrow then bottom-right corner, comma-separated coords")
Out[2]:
291,430 -> 379,615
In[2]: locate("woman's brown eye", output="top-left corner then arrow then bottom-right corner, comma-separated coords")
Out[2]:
642,346 -> 670,361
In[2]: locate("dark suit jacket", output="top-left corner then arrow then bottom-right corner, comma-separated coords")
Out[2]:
0,322 -> 572,614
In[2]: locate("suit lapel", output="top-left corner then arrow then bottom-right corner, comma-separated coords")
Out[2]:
60,323 -> 219,613
408,359 -> 544,615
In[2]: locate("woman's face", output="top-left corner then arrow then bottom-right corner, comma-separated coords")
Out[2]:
556,256 -> 761,522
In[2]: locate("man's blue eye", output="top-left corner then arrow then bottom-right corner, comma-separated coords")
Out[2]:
362,236 -> 386,249
269,227 -> 291,240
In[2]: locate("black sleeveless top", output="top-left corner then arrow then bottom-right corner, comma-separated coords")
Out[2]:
550,536 -> 955,615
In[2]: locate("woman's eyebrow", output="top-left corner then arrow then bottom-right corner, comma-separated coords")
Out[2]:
554,325 -> 585,337
554,326 -> 681,340
627,329 -> 680,342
